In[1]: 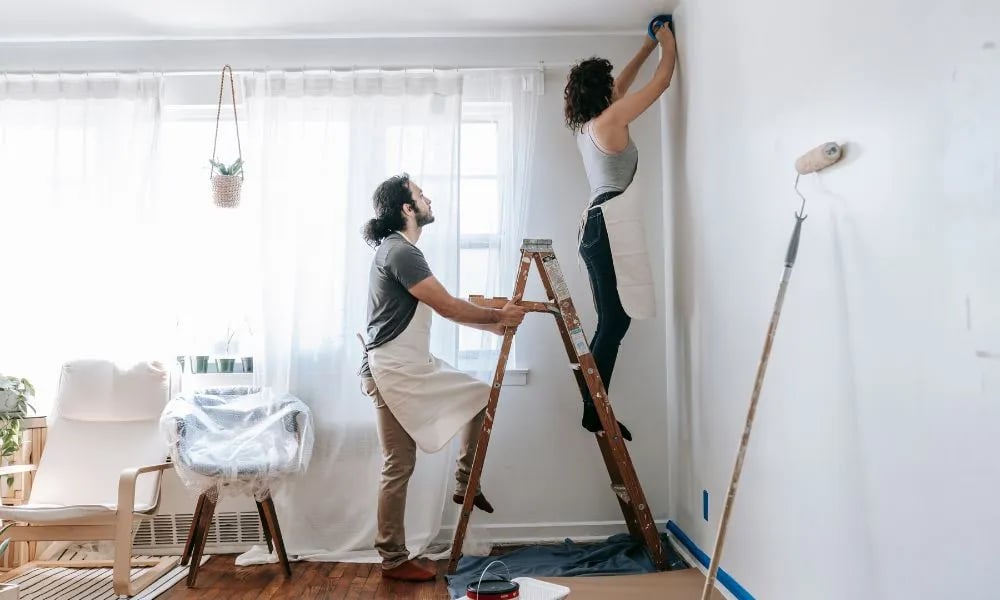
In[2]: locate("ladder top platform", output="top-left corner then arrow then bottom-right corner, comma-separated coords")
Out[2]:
521,238 -> 554,252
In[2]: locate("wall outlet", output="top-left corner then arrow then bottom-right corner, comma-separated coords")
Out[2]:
703,490 -> 709,521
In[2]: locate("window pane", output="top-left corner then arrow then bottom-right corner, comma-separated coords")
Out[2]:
386,125 -> 425,176
461,122 -> 498,177
460,178 -> 500,236
459,247 -> 489,352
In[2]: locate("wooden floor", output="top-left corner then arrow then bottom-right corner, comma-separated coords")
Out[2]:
158,554 -> 454,599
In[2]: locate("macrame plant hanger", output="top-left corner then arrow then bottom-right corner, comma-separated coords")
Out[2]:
209,65 -> 244,208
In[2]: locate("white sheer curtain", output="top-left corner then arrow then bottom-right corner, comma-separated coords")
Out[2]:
0,73 -> 165,414
461,69 -> 543,378
236,69 -> 463,563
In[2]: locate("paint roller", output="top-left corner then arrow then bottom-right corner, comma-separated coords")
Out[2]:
699,142 -> 845,600
795,141 -> 843,176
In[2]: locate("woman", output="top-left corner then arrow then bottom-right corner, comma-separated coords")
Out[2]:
564,23 -> 676,441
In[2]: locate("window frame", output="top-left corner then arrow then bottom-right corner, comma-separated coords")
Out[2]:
456,102 -> 517,369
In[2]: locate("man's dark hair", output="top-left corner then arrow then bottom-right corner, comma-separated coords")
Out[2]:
362,173 -> 414,248
563,57 -> 615,132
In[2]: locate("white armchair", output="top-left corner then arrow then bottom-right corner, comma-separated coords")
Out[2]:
0,359 -> 178,596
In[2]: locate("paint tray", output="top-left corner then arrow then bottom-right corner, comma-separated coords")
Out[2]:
512,577 -> 570,600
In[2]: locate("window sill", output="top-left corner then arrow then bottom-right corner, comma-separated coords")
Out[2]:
482,368 -> 528,387
177,372 -> 254,393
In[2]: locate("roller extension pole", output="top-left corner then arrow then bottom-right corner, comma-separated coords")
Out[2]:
699,213 -> 806,600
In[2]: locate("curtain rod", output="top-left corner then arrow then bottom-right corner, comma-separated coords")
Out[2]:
0,64 -> 560,77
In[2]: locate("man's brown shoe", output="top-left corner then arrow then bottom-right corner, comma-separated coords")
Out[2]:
382,559 -> 436,582
452,492 -> 494,513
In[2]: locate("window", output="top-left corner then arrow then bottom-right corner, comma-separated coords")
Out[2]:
156,104 -> 260,361
383,102 -> 514,370
157,94 -> 511,369
457,103 -> 512,370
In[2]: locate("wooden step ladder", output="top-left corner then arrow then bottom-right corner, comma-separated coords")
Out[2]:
448,238 -> 667,573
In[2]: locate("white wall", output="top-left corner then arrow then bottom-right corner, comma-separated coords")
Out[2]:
664,1 -> 1000,598
1,33 -> 673,541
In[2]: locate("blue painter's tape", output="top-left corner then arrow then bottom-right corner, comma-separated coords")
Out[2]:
703,490 -> 709,521
665,520 -> 756,600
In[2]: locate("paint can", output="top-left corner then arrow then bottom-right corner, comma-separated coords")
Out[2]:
466,579 -> 519,599
467,561 -> 520,600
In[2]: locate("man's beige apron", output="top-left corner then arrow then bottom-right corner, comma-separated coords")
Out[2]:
580,183 -> 656,320
367,302 -> 489,453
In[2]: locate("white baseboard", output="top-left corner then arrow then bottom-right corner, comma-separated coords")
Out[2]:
436,519 -> 669,545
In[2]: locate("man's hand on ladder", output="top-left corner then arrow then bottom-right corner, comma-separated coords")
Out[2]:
495,295 -> 527,329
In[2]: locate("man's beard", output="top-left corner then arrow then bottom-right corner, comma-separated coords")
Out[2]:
415,209 -> 435,227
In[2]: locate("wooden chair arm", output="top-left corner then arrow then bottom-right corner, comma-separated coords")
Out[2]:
113,461 -> 173,596
0,464 -> 37,476
117,462 -> 173,513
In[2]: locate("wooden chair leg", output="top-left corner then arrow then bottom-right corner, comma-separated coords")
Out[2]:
255,500 -> 274,554
186,494 -> 216,587
261,496 -> 291,578
181,493 -> 207,566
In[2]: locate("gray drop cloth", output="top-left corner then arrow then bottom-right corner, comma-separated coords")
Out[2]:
445,532 -> 687,599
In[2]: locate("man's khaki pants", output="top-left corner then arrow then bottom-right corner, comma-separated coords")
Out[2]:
361,376 -> 486,569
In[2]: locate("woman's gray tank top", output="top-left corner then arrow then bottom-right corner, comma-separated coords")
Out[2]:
575,121 -> 639,202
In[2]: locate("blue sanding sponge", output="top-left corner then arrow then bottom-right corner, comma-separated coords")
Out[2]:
647,14 -> 674,39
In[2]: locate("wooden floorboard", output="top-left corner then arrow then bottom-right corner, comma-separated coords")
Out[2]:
158,555 -> 453,599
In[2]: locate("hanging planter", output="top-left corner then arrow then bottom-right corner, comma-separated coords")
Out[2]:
210,157 -> 243,207
209,64 -> 244,208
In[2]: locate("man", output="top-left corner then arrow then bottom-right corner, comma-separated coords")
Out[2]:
358,173 -> 527,582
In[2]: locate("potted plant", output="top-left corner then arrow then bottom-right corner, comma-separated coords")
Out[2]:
0,375 -> 35,487
191,355 -> 210,374
175,318 -> 210,374
216,326 -> 237,373
209,157 -> 243,208
209,65 -> 244,209
236,318 -> 255,373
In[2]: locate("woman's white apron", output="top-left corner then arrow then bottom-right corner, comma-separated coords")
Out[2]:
580,183 -> 656,320
367,302 -> 489,453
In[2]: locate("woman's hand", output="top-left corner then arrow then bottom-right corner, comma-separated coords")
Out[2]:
655,23 -> 675,49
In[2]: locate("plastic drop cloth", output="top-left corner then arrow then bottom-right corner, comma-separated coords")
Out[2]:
160,385 -> 314,501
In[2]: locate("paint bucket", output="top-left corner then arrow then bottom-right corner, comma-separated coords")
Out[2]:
467,561 -> 519,600
466,580 -> 519,600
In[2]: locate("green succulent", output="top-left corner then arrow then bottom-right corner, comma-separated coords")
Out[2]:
209,157 -> 244,176
0,376 -> 35,488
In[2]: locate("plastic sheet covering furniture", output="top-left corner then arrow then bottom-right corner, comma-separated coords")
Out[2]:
159,385 -> 314,587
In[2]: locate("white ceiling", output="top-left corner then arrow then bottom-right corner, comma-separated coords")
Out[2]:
0,0 -> 679,41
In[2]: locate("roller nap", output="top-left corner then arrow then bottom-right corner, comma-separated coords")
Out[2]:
795,141 -> 843,175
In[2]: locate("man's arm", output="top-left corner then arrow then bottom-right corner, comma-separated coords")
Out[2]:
613,37 -> 657,99
458,321 -> 506,335
408,275 -> 524,327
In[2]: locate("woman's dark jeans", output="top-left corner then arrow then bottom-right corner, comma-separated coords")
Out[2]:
577,191 -> 633,440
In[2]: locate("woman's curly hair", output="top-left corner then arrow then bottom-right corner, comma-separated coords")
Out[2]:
563,57 -> 615,132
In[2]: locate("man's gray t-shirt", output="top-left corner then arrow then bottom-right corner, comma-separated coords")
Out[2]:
359,232 -> 434,377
